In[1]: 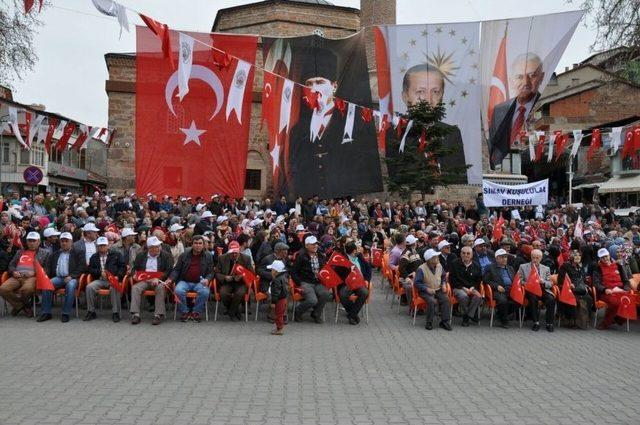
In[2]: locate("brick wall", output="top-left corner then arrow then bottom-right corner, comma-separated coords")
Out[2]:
105,55 -> 136,192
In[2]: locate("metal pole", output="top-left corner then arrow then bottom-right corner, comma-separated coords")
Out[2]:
567,154 -> 574,205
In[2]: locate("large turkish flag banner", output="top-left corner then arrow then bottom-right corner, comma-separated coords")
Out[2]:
136,27 -> 257,198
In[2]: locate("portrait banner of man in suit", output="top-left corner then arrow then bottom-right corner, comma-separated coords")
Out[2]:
375,22 -> 482,184
262,32 -> 383,199
481,10 -> 584,169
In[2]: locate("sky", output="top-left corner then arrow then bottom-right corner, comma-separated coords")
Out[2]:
9,0 -> 596,127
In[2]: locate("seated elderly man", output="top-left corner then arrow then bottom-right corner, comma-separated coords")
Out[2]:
38,232 -> 83,323
472,238 -> 495,275
483,248 -> 517,328
592,247 -> 631,330
398,234 -> 421,307
448,246 -> 482,326
414,249 -> 452,331
166,235 -> 214,322
518,248 -> 555,332
290,235 -> 331,323
215,240 -> 254,322
0,231 -> 49,318
84,236 -> 127,322
110,227 -> 142,270
130,236 -> 174,325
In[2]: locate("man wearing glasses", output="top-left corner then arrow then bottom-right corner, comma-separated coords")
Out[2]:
488,53 -> 544,168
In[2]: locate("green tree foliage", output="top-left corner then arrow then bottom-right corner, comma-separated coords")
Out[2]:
385,100 -> 470,201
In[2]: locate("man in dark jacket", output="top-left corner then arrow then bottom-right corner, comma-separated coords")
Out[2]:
472,238 -> 495,275
335,241 -> 370,325
129,236 -> 174,325
215,240 -> 254,322
193,211 -> 215,236
167,235 -> 214,322
38,232 -> 83,323
84,237 -> 126,322
0,231 -> 49,318
482,249 -> 517,328
290,235 -> 331,323
449,246 -> 482,326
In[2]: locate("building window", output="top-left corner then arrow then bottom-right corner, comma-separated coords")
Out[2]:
49,146 -> 61,163
541,103 -> 550,117
244,169 -> 261,190
79,149 -> 86,169
1,141 -> 9,164
32,145 -> 45,167
19,147 -> 30,164
69,149 -> 78,168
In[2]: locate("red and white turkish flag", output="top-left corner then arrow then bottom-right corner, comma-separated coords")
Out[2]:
488,24 -> 509,125
373,26 -> 393,154
136,27 -> 257,197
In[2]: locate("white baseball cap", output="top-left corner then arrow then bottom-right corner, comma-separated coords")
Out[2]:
96,236 -> 109,246
169,223 -> 184,233
423,249 -> 441,261
276,215 -> 285,224
473,238 -> 486,247
251,218 -> 264,227
60,232 -> 73,240
267,260 -> 286,273
305,235 -> 318,245
295,224 -> 305,232
43,228 -> 61,238
216,215 -> 228,224
83,223 -> 100,233
289,208 -> 296,214
201,211 -> 214,219
495,248 -> 508,257
405,235 -> 418,245
437,240 -> 451,250
26,231 -> 41,240
121,228 -> 137,238
147,236 -> 162,247
597,248 -> 610,258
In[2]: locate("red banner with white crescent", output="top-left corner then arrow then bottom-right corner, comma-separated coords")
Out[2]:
136,27 -> 257,197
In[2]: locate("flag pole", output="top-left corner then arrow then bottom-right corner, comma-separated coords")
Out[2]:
567,153 -> 574,205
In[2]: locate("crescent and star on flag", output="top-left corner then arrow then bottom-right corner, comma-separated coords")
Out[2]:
164,64 -> 226,147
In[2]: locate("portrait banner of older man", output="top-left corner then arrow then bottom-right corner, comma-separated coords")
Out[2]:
262,32 -> 383,199
375,22 -> 482,184
481,11 -> 584,168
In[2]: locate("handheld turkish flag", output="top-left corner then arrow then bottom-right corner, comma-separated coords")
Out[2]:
557,252 -> 565,268
231,263 -> 256,286
371,248 -> 382,268
318,264 -> 342,289
327,252 -> 352,269
558,274 -> 577,306
134,271 -> 164,282
616,292 -> 637,321
35,260 -> 54,291
136,28 -> 257,197
105,271 -> 126,294
492,215 -> 505,242
345,266 -> 367,290
524,265 -> 543,297
509,273 -> 525,305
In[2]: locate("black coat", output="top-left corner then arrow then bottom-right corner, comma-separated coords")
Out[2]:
271,271 -> 290,301
169,248 -> 215,283
48,249 -> 84,279
288,107 -> 382,198
483,263 -> 516,292
132,250 -> 174,281
290,249 -> 326,286
88,251 -> 126,281
448,258 -> 482,290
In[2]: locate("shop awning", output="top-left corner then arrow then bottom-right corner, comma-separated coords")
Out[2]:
597,175 -> 640,194
48,177 -> 81,188
572,183 -> 601,190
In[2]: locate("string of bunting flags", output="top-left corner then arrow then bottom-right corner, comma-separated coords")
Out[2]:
517,122 -> 640,163
0,99 -> 116,152
80,0 -> 406,152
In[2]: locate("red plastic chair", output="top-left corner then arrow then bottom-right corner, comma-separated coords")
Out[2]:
253,276 -> 269,321
289,278 -> 305,322
410,280 -> 427,325
172,280 -> 211,321
333,281 -> 371,324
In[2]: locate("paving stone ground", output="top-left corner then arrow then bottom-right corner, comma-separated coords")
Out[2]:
1,273 -> 640,425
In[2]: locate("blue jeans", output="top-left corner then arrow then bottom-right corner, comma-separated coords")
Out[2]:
175,281 -> 210,314
41,276 -> 78,315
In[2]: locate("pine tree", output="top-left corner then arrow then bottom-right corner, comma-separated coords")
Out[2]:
385,100 -> 470,201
